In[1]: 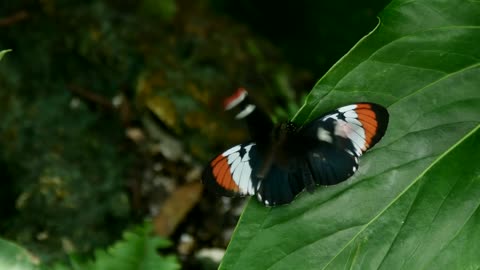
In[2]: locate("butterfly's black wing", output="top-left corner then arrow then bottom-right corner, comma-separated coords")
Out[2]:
294,103 -> 389,187
254,162 -> 306,206
202,142 -> 305,206
202,143 -> 258,197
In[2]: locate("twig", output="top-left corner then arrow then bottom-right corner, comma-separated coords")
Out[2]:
67,84 -> 134,125
68,84 -> 115,110
0,11 -> 29,27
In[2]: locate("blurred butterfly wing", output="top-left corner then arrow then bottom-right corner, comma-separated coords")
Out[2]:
202,143 -> 259,197
297,103 -> 389,186
202,142 -> 306,206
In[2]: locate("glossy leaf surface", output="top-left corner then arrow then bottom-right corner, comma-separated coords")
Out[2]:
221,0 -> 480,269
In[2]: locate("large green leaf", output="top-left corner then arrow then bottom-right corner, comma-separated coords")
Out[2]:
220,0 -> 480,269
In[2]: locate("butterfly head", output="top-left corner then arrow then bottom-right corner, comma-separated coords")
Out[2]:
273,121 -> 298,141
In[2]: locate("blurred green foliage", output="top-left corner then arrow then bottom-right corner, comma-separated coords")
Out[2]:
52,222 -> 179,270
0,63 -> 133,261
0,237 -> 40,270
0,49 -> 11,61
0,0 -> 308,265
0,222 -> 178,270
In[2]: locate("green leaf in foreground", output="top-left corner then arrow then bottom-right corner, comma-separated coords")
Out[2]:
0,49 -> 12,61
0,238 -> 39,270
92,224 -> 179,270
221,0 -> 480,269
53,223 -> 179,270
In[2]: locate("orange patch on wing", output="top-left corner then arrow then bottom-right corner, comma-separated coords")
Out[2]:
211,155 -> 224,167
359,120 -> 377,139
355,106 -> 378,147
356,103 -> 371,109
212,157 -> 226,177
212,157 -> 239,192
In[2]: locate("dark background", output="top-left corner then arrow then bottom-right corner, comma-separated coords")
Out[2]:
0,0 -> 388,268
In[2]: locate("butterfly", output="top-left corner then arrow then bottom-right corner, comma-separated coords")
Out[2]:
202,88 -> 389,206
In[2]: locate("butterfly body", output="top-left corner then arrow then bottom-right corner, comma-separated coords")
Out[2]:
202,89 -> 389,206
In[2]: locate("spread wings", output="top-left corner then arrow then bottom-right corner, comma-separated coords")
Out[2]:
202,103 -> 389,206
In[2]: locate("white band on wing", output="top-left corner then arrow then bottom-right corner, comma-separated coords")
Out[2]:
235,104 -> 256,119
